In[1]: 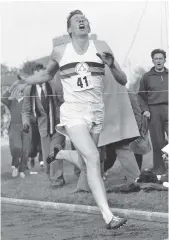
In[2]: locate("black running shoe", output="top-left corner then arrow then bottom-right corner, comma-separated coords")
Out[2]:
46,147 -> 60,164
106,216 -> 127,230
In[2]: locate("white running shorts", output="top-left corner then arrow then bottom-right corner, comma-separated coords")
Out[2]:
56,102 -> 104,136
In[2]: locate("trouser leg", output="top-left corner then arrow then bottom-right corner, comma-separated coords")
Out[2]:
19,130 -> 30,172
8,124 -> 22,169
149,105 -> 166,174
38,141 -> 43,163
40,135 -> 50,175
116,144 -> 140,183
49,132 -> 65,180
104,143 -> 117,172
134,153 -> 143,171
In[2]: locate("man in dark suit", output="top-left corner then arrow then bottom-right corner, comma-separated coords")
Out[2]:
22,63 -> 65,187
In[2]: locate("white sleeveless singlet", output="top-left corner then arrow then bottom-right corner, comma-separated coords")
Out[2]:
59,40 -> 105,104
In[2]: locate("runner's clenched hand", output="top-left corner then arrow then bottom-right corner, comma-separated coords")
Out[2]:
96,52 -> 115,67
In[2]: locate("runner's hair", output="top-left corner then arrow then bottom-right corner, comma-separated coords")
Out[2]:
67,10 -> 84,29
67,10 -> 90,38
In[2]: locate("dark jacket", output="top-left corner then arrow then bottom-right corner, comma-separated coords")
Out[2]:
138,67 -> 168,112
1,90 -> 23,124
128,92 -> 142,131
22,79 -> 63,138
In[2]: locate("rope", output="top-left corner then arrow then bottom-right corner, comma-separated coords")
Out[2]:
160,0 -> 163,48
123,0 -> 148,65
1,89 -> 169,99
164,1 -> 169,47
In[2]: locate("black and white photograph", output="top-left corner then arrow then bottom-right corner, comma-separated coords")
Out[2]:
1,1 -> 168,239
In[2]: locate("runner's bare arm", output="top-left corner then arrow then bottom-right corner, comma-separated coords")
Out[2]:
22,86 -> 32,125
110,59 -> 127,86
9,50 -> 60,97
96,42 -> 127,86
20,59 -> 59,85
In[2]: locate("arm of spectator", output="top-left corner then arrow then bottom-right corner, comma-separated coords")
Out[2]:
1,89 -> 11,109
50,75 -> 64,124
22,86 -> 32,128
128,92 -> 142,132
51,73 -> 64,106
138,75 -> 150,114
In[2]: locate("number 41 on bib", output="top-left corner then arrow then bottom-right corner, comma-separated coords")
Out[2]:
72,73 -> 93,91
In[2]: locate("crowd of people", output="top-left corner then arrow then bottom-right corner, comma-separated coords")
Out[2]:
1,10 -> 168,230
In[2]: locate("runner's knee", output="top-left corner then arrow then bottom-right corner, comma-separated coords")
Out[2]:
85,150 -> 100,166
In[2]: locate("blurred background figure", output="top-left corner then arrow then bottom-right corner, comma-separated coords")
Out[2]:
101,61 -> 151,186
126,61 -> 149,171
24,113 -> 43,169
1,88 -> 30,178
18,61 -> 44,169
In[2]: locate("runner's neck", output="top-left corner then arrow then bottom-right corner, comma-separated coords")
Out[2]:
71,37 -> 90,55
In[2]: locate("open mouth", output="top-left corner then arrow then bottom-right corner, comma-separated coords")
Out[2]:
79,24 -> 85,30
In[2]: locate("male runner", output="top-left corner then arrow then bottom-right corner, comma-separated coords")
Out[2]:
10,10 -> 127,229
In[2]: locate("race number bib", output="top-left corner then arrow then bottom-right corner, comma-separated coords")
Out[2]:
72,73 -> 94,92
71,62 -> 94,91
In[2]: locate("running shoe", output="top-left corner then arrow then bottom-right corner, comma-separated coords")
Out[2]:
39,161 -> 44,167
19,172 -> 25,179
47,147 -> 59,164
106,216 -> 127,230
12,167 -> 18,178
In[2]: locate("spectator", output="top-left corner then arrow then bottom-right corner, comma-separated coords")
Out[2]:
138,49 -> 168,174
103,91 -> 151,182
28,115 -> 43,169
22,63 -> 65,187
20,62 -> 44,169
1,89 -> 30,178
127,65 -> 150,170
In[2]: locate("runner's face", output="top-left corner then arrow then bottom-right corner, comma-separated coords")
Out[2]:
68,14 -> 90,37
152,53 -> 166,70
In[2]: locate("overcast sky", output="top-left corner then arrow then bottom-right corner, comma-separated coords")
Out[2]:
1,1 -> 168,69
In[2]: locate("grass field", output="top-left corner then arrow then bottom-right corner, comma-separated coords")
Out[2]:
2,204 -> 168,240
1,143 -> 168,213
